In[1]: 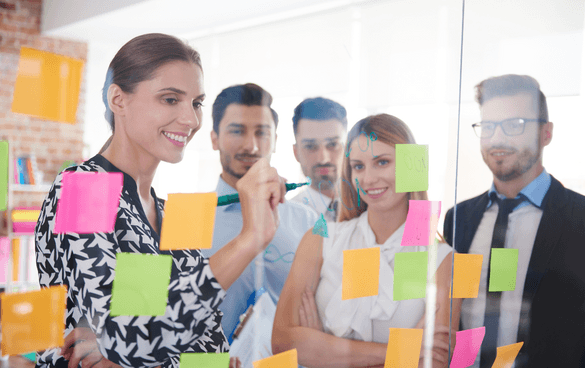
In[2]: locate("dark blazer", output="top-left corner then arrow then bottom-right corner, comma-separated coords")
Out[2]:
444,175 -> 585,367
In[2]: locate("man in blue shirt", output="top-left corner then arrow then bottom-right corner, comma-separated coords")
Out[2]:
444,75 -> 585,367
200,83 -> 318,346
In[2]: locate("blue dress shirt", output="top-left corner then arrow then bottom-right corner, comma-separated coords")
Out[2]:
487,168 -> 551,210
200,176 -> 319,341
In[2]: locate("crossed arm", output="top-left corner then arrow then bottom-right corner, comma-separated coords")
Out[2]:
271,230 -> 461,368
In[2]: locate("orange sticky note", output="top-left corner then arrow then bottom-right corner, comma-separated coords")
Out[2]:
12,47 -> 84,124
1,285 -> 67,355
491,342 -> 524,368
384,328 -> 423,368
253,349 -> 297,368
342,247 -> 380,300
451,254 -> 483,298
160,193 -> 217,250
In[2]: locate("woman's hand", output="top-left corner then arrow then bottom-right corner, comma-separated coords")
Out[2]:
61,327 -> 125,368
236,158 -> 286,251
298,287 -> 323,332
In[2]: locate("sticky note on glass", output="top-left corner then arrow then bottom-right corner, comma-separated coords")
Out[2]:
54,172 -> 123,234
393,251 -> 427,301
253,349 -> 297,368
342,247 -> 380,300
449,326 -> 485,368
0,237 -> 9,283
160,193 -> 217,250
12,47 -> 84,124
451,254 -> 483,298
402,200 -> 441,246
110,253 -> 172,316
488,249 -> 518,292
491,341 -> 523,368
384,328 -> 423,368
180,352 -> 230,368
1,285 -> 67,355
395,144 -> 428,193
0,141 -> 8,211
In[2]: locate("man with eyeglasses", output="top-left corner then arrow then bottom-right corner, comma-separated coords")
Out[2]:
291,97 -> 348,222
444,74 -> 585,368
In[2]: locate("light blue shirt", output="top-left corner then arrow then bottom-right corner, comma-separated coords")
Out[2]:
200,177 -> 319,341
487,168 -> 551,210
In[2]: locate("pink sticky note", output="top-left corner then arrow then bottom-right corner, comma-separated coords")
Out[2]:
401,200 -> 441,246
450,327 -> 486,368
54,172 -> 123,234
0,237 -> 9,283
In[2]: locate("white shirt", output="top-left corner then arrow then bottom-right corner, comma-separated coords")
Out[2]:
315,211 -> 452,343
292,186 -> 337,222
462,204 -> 542,367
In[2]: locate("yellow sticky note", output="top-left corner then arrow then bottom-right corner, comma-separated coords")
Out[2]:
160,193 -> 217,250
384,328 -> 423,368
1,285 -> 67,355
253,349 -> 297,368
492,342 -> 524,368
451,254 -> 483,298
342,247 -> 380,300
12,47 -> 84,124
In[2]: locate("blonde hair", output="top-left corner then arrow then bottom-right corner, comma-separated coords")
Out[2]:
338,114 -> 428,222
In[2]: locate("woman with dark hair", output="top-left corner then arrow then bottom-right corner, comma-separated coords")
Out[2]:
272,114 -> 460,367
35,33 -> 283,367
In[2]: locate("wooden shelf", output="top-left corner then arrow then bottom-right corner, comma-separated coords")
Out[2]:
11,184 -> 52,193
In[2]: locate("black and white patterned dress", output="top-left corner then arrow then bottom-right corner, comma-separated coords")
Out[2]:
35,154 -> 228,368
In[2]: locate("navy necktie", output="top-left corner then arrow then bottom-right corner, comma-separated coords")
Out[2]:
480,193 -> 525,367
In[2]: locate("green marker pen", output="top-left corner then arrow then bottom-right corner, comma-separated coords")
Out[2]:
217,182 -> 309,206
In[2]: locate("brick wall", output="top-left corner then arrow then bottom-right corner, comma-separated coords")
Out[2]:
0,0 -> 87,207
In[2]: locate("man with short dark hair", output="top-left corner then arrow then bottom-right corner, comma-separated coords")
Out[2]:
291,97 -> 348,222
444,74 -> 585,367
201,84 -> 318,349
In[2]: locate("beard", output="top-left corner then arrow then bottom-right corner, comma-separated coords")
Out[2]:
220,152 -> 261,180
482,144 -> 541,182
305,164 -> 338,190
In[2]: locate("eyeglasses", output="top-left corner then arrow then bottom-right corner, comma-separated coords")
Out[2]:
472,118 -> 547,138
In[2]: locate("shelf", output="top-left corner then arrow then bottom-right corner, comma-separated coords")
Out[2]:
11,184 -> 52,193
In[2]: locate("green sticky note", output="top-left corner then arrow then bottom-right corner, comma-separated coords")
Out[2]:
312,213 -> 329,238
488,248 -> 518,292
395,144 -> 429,193
23,352 -> 36,362
393,251 -> 428,301
0,141 -> 8,211
110,253 -> 172,316
180,352 -> 230,368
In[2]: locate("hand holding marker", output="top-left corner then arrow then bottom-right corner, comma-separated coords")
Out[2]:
217,182 -> 310,206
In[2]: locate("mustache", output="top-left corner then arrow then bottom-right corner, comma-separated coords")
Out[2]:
486,145 -> 518,153
235,154 -> 261,160
312,164 -> 336,171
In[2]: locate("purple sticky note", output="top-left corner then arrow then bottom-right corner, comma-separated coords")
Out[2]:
0,237 -> 9,283
54,172 -> 123,234
401,200 -> 441,246
450,326 -> 486,368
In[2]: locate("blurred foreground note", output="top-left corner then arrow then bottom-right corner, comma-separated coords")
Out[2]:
54,172 -> 123,234
488,249 -> 518,292
342,247 -> 380,300
402,200 -> 441,246
180,352 -> 230,368
491,342 -> 523,368
0,141 -> 7,211
110,253 -> 172,316
393,251 -> 427,301
253,349 -> 297,368
450,326 -> 485,368
160,193 -> 217,250
395,144 -> 428,193
1,285 -> 67,355
12,47 -> 84,124
0,237 -> 8,283
384,328 -> 423,368
451,254 -> 483,298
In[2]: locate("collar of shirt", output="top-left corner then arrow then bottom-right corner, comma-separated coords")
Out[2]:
216,176 -> 241,212
487,168 -> 551,210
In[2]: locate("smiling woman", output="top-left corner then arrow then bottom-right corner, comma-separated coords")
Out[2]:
35,33 -> 285,368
